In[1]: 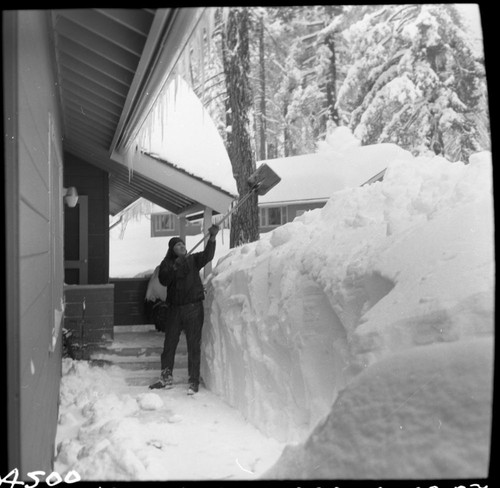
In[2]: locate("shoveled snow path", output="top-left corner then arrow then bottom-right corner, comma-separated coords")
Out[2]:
54,360 -> 285,481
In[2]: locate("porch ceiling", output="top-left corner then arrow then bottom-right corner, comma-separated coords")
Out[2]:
51,8 -> 227,216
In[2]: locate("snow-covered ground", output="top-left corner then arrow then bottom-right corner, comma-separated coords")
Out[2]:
54,359 -> 284,480
56,129 -> 494,480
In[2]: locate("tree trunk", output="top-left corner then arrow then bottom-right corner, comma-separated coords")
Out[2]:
325,32 -> 339,126
283,102 -> 291,157
257,14 -> 267,161
221,7 -> 260,248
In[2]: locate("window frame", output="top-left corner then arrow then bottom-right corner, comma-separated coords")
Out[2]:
151,212 -> 176,236
259,206 -> 287,228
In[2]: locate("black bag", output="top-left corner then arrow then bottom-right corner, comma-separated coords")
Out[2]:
151,300 -> 170,332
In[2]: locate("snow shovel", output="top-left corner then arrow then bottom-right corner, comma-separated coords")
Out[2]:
188,163 -> 281,254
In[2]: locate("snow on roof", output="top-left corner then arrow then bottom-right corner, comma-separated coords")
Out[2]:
258,143 -> 413,205
137,76 -> 238,197
146,152 -> 236,198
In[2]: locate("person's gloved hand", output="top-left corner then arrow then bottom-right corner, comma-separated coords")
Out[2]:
208,224 -> 219,238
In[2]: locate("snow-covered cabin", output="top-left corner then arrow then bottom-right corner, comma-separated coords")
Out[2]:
257,144 -> 407,232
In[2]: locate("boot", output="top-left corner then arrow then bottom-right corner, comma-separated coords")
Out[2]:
149,368 -> 173,389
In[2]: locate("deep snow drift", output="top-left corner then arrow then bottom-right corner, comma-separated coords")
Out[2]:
201,147 -> 494,478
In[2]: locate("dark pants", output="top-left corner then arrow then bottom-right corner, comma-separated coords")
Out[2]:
161,301 -> 204,385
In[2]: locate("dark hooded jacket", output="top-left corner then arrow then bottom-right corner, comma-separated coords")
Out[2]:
158,239 -> 215,306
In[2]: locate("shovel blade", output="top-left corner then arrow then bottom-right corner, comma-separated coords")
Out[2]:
248,163 -> 281,196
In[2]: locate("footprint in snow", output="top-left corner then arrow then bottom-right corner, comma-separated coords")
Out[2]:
168,414 -> 183,423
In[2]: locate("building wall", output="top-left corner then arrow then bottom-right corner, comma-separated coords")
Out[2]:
8,10 -> 65,476
260,201 -> 326,234
64,154 -> 110,284
286,201 -> 326,221
150,210 -> 202,238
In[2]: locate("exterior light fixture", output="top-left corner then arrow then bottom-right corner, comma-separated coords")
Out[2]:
63,186 -> 79,207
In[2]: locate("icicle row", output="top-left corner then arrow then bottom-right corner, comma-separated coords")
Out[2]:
124,7 -> 218,176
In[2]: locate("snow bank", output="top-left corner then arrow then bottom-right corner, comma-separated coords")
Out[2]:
201,146 -> 494,473
265,336 -> 493,479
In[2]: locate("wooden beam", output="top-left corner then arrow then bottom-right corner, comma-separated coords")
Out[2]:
58,35 -> 135,83
55,15 -> 141,72
58,10 -> 148,57
203,207 -> 212,278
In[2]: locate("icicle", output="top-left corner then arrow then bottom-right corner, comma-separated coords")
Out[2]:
125,142 -> 138,181
173,75 -> 178,114
206,7 -> 216,52
221,7 -> 230,33
141,126 -> 148,157
122,7 -> 221,167
161,91 -> 166,146
156,96 -> 161,148
183,45 -> 190,85
146,115 -> 151,154
200,27 -> 206,106
125,148 -> 133,181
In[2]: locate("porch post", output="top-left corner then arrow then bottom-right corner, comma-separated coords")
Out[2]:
203,207 -> 213,278
179,215 -> 187,242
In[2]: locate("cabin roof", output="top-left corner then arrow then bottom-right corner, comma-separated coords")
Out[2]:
52,8 -> 235,216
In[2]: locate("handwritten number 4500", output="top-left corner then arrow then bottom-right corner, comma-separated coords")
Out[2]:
0,469 -> 80,487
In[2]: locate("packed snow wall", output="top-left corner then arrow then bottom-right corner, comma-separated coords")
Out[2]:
201,146 -> 494,446
202,255 -> 351,443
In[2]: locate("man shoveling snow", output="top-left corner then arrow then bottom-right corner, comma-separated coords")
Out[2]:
149,224 -> 220,394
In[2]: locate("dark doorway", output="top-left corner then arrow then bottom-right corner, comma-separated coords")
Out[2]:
64,195 -> 88,284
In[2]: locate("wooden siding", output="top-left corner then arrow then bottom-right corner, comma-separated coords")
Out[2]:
64,153 -> 110,284
63,285 -> 114,356
110,278 -> 151,325
14,10 -> 65,476
4,10 -> 21,472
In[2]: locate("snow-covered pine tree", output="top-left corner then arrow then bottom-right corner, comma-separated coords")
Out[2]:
257,5 -> 364,157
336,4 -> 489,162
264,6 -> 335,157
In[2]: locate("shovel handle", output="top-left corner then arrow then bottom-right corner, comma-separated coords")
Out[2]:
187,186 -> 258,255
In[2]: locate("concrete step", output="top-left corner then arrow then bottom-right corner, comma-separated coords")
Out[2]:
89,326 -> 189,372
121,368 -> 191,387
113,324 -> 157,333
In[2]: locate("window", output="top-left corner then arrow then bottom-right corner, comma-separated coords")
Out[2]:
260,206 -> 287,227
151,212 -> 175,237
